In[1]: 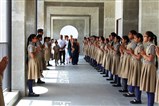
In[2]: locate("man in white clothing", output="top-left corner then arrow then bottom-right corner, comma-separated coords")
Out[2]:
58,35 -> 66,65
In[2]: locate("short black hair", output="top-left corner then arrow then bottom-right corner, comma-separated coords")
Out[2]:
111,32 -> 117,37
37,34 -> 42,39
37,29 -> 43,33
129,30 -> 137,35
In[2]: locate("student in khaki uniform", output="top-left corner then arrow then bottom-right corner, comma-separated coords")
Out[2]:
155,47 -> 159,103
115,36 -> 129,87
47,37 -> 52,66
36,34 -> 45,84
0,56 -> 8,106
106,32 -> 116,81
119,30 -> 137,94
110,35 -> 121,86
53,40 -> 60,66
97,36 -> 105,72
101,38 -> 109,77
83,37 -> 87,60
128,33 -> 144,104
44,37 -> 51,66
140,31 -> 157,106
27,34 -> 40,97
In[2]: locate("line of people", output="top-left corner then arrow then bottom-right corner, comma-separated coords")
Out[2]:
83,30 -> 159,106
27,29 -> 80,97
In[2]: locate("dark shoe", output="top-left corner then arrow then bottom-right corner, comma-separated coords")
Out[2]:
100,72 -> 105,74
106,78 -> 113,81
123,93 -> 135,97
45,68 -> 50,70
47,64 -> 52,66
28,92 -> 40,97
119,89 -> 128,92
130,99 -> 142,104
103,75 -> 109,77
98,70 -> 102,72
110,81 -> 117,84
37,80 -> 45,84
112,84 -> 121,87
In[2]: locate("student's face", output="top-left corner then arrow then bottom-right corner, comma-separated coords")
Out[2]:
122,38 -> 126,44
128,32 -> 134,39
32,37 -> 37,43
109,35 -> 113,41
114,37 -> 117,43
38,32 -> 43,35
134,36 -> 140,43
143,33 -> 148,42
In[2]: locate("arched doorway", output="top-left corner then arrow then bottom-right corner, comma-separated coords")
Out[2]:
60,25 -> 79,39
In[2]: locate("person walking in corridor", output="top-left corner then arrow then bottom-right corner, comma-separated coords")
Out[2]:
58,35 -> 66,65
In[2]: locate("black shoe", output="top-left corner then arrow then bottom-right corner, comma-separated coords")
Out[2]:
112,84 -> 121,87
130,99 -> 142,104
98,70 -> 102,72
45,68 -> 50,70
110,81 -> 117,84
123,93 -> 135,97
100,72 -> 105,74
106,78 -> 113,81
28,92 -> 40,97
119,89 -> 128,92
47,64 -> 52,66
37,80 -> 45,84
103,75 -> 109,77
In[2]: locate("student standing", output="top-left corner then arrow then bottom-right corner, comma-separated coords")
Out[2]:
27,34 -> 40,97
155,46 -> 159,104
115,36 -> 129,87
111,35 -> 121,85
36,34 -> 45,83
106,33 -> 116,81
53,40 -> 60,66
128,33 -> 144,104
119,30 -> 137,93
140,31 -> 157,106
37,29 -> 46,70
47,37 -> 52,66
44,37 -> 51,66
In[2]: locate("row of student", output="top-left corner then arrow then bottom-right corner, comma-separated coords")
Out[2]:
26,28 -> 51,97
27,30 -> 81,97
83,30 -> 159,106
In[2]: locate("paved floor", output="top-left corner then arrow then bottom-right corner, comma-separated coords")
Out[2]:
16,56 -> 159,106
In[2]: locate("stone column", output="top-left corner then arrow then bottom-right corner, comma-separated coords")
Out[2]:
139,0 -> 159,35
12,0 -> 26,96
104,0 -> 115,37
12,0 -> 37,96
123,0 -> 139,35
37,0 -> 44,30
26,0 -> 37,40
